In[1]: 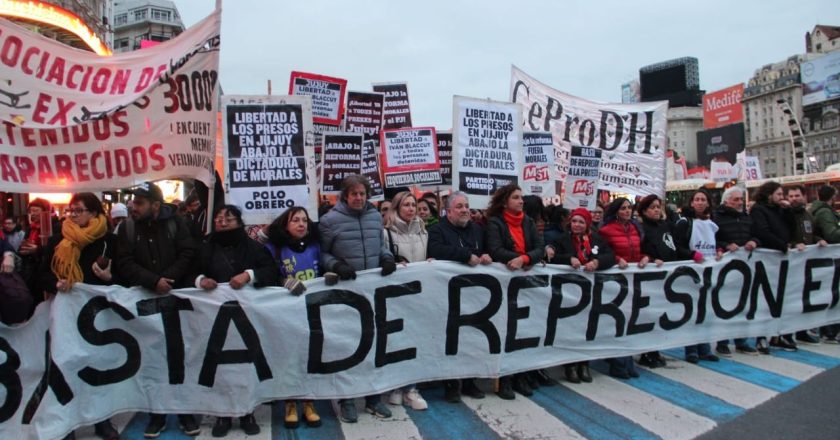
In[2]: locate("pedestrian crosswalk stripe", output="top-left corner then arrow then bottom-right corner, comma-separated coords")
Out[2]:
770,346 -> 840,369
798,342 -> 840,358
336,397 -> 423,440
661,348 -> 801,392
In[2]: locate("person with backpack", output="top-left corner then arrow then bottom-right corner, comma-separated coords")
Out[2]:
114,182 -> 200,438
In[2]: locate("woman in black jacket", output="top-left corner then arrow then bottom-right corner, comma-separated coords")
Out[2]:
550,208 -> 615,383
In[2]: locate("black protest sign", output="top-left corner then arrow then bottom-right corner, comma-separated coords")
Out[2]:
289,71 -> 347,126
321,132 -> 364,194
346,91 -> 385,141
380,127 -> 442,187
362,140 -> 385,200
372,82 -> 412,129
437,131 -> 453,185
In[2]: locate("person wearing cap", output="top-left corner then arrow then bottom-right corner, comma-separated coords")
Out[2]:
549,207 -> 615,383
114,182 -> 199,438
110,203 -> 128,234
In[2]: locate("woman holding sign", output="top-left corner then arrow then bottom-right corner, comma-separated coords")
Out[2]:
599,197 -> 648,379
382,191 -> 430,410
485,184 -> 555,399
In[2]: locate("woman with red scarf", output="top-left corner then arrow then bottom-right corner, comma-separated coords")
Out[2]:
549,208 -> 615,383
486,184 -> 555,399
598,197 -> 650,379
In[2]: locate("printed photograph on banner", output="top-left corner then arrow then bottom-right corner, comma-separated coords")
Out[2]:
372,82 -> 412,129
522,132 -> 556,198
321,132 -> 364,194
221,95 -> 316,224
511,65 -> 667,197
362,140 -> 385,201
289,71 -> 348,126
452,95 -> 523,206
380,126 -> 442,187
0,9 -> 221,192
563,145 -> 601,209
345,91 -> 385,140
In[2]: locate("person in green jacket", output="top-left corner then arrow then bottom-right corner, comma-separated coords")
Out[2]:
809,185 -> 840,244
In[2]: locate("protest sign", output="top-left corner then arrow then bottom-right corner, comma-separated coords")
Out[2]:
452,96 -> 523,206
221,95 -> 317,225
710,160 -> 736,183
0,10 -> 221,192
511,66 -> 667,197
564,146 -> 602,209
321,132 -> 364,194
361,140 -> 385,201
380,127 -> 442,187
522,132 -> 556,198
345,91 -> 385,140
372,82 -> 412,129
737,153 -> 763,181
3,246 -> 840,440
289,71 -> 347,126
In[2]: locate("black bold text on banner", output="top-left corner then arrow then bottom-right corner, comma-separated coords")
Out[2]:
372,82 -> 412,129
345,91 -> 385,141
321,132 -> 364,194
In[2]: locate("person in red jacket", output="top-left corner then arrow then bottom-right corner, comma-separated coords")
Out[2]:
598,197 -> 650,379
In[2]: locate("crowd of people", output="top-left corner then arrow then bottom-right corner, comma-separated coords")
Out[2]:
1,175 -> 838,439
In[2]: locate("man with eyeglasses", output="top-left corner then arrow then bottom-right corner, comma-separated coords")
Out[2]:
114,181 -> 200,438
426,191 -> 492,403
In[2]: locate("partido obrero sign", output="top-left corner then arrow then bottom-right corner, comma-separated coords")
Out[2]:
2,247 -> 840,439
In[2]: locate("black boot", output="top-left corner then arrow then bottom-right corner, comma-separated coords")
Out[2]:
578,363 -> 592,383
564,365 -> 581,383
496,376 -> 515,400
443,379 -> 461,403
512,373 -> 533,396
535,368 -> 558,386
461,378 -> 485,399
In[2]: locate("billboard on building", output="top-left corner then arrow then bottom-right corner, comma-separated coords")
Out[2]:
703,84 -> 744,129
801,51 -> 840,106
696,123 -> 745,167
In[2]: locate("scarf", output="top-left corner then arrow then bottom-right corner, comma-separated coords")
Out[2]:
503,209 -> 526,255
212,227 -> 247,247
51,214 -> 108,287
572,233 -> 592,264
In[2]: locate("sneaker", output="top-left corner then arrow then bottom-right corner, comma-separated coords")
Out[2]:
822,334 -> 840,344
701,354 -> 720,362
496,377 -> 515,400
443,380 -> 461,403
388,390 -> 403,406
339,399 -> 357,423
302,401 -> 321,427
284,401 -> 299,429
716,345 -> 732,357
461,379 -> 485,399
211,417 -> 231,438
404,389 -> 428,410
365,400 -> 392,418
755,338 -> 770,355
178,414 -> 200,437
653,353 -> 667,368
736,344 -> 759,355
239,413 -> 260,436
93,420 -> 119,440
638,353 -> 658,368
686,354 -> 700,364
770,336 -> 797,352
144,414 -> 166,439
796,331 -> 820,345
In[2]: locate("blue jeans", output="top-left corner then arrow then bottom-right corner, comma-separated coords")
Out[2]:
607,356 -> 637,375
685,343 -> 712,357
717,338 -> 748,348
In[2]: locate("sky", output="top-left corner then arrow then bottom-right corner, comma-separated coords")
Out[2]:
175,0 -> 840,129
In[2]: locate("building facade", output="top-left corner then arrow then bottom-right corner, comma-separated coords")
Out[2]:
806,25 -> 840,54
667,106 -> 703,165
113,0 -> 184,53
0,0 -> 112,54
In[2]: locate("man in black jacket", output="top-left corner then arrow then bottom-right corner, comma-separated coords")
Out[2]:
115,182 -> 200,438
427,191 -> 492,403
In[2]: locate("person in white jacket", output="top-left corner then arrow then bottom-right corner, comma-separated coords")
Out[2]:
382,191 -> 429,410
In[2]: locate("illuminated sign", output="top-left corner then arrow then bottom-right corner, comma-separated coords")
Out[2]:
0,0 -> 111,56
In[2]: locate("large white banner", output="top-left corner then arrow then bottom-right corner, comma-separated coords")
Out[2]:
2,247 -> 840,439
0,10 -> 221,191
510,66 -> 668,197
452,96 -> 523,206
221,95 -> 317,224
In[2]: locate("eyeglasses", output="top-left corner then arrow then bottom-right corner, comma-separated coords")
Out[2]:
68,208 -> 89,216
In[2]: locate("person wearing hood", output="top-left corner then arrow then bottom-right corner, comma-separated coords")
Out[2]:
382,191 -> 430,411
549,208 -> 615,384
114,182 -> 200,438
318,174 -> 396,423
110,203 -> 128,234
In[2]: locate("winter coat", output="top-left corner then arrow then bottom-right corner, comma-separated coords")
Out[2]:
788,205 -> 820,246
549,230 -> 615,269
195,228 -> 279,288
641,217 -> 694,262
598,220 -> 646,263
750,202 -> 793,252
319,200 -> 393,272
384,216 -> 428,263
426,217 -> 485,263
809,200 -> 840,244
485,215 -> 545,264
41,232 -> 116,295
267,240 -> 321,281
2,229 -> 24,253
115,204 -> 198,289
713,205 -> 759,250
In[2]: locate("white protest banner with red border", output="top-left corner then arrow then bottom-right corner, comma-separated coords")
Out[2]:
380,126 -> 441,187
0,10 -> 221,192
289,71 -> 347,126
